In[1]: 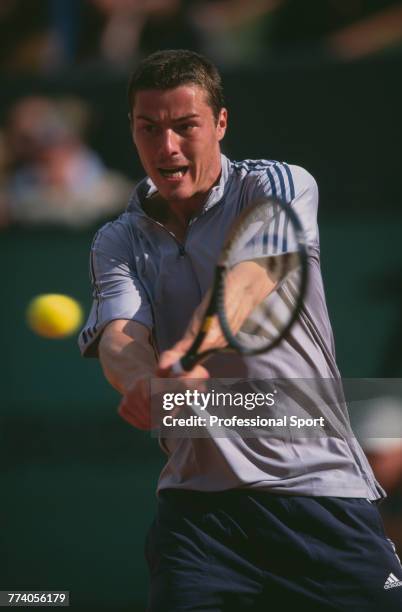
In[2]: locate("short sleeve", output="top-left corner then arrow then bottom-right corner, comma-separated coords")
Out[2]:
256,163 -> 319,248
78,218 -> 153,357
286,165 -> 319,247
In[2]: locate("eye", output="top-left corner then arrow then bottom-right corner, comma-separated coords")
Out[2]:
137,123 -> 158,135
177,123 -> 196,134
144,124 -> 157,133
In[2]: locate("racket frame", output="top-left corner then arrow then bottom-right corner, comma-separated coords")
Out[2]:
175,197 -> 309,371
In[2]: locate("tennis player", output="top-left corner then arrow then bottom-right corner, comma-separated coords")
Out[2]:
79,50 -> 402,611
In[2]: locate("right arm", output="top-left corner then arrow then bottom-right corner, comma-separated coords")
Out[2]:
102,318 -> 209,430
99,319 -> 157,430
79,218 -> 159,429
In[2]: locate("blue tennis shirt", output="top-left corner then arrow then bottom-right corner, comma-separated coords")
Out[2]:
79,155 -> 384,501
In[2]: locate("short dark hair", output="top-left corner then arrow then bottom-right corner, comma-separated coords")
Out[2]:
127,49 -> 225,122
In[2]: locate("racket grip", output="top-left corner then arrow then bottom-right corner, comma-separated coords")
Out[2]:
171,353 -> 199,374
171,360 -> 185,375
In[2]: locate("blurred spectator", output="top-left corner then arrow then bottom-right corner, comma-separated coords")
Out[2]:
0,130 -> 9,226
268,0 -> 402,61
328,2 -> 402,60
0,96 -> 132,229
191,0 -> 402,66
0,0 -> 201,74
76,0 -> 146,70
76,0 -> 201,72
190,0 -> 283,66
1,0 -> 402,74
139,0 -> 202,58
0,0 -> 55,73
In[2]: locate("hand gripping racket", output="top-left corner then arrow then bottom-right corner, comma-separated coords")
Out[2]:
171,197 -> 308,373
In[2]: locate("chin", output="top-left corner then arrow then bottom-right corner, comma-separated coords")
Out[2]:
159,185 -> 194,202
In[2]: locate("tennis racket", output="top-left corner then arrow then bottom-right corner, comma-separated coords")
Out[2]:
171,196 -> 309,373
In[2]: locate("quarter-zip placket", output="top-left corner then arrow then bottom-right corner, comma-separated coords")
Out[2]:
147,214 -> 198,257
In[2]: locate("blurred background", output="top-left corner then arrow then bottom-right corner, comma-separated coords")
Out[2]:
1,1 -> 402,610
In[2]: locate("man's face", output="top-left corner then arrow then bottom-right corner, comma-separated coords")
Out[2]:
131,85 -> 227,205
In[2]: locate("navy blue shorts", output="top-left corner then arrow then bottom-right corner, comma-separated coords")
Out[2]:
145,490 -> 402,611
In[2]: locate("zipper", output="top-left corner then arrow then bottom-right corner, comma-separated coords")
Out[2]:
144,214 -> 206,301
146,216 -> 195,257
139,186 -> 221,256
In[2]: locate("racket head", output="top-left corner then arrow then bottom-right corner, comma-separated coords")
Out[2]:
216,196 -> 309,356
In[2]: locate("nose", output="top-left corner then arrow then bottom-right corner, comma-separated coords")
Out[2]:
159,128 -> 180,157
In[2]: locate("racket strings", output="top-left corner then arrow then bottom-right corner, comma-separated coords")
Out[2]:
175,197 -> 308,371
220,200 -> 306,354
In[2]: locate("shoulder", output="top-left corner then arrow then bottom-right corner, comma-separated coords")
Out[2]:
230,159 -> 319,246
89,176 -> 149,252
287,164 -> 318,203
88,212 -> 141,286
229,158 -> 318,205
90,211 -> 135,254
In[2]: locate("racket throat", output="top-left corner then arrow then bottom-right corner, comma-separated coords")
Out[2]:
180,266 -> 224,371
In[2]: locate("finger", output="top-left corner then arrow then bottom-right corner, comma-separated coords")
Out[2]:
157,351 -> 211,380
198,320 -> 227,352
157,348 -> 185,374
157,331 -> 203,376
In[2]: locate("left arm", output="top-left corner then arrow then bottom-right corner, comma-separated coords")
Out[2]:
157,259 -> 276,374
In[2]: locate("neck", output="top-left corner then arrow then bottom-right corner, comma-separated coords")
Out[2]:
168,192 -> 207,225
169,164 -> 223,224
145,192 -> 207,242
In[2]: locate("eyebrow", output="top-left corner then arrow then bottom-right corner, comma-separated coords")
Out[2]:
135,113 -> 200,122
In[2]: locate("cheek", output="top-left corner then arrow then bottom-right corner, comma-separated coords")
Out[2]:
190,132 -> 216,163
136,141 -> 153,168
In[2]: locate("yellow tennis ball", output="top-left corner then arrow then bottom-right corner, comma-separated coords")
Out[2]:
26,294 -> 83,339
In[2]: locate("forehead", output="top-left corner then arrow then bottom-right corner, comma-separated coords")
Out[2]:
133,85 -> 212,120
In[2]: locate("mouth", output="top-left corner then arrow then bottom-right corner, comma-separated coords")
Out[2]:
158,166 -> 189,179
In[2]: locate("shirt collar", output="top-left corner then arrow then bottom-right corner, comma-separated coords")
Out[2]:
127,153 -> 230,215
202,153 -> 230,212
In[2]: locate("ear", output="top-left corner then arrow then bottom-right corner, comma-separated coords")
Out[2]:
216,107 -> 228,141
